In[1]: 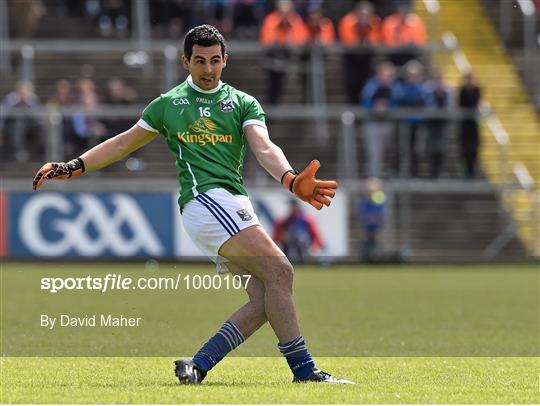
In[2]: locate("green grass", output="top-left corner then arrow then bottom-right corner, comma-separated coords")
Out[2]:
1,357 -> 538,403
1,262 -> 539,403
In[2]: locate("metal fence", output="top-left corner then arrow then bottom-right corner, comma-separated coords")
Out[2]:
487,0 -> 539,106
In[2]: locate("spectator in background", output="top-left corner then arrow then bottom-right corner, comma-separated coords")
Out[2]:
273,199 -> 324,263
423,69 -> 451,178
361,62 -> 400,178
397,60 -> 425,177
305,7 -> 335,45
70,79 -> 106,155
260,0 -> 309,104
380,3 -> 427,66
47,79 -> 74,107
0,81 -> 43,162
75,78 -> 98,106
105,77 -> 137,104
98,0 -> 130,38
47,79 -> 77,151
359,178 -> 386,262
338,1 -> 380,105
103,78 -> 137,137
302,7 -> 335,103
458,72 -> 482,179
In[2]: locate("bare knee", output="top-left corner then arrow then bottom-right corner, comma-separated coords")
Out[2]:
265,259 -> 294,291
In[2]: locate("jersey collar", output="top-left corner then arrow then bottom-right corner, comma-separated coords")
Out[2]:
187,75 -> 223,94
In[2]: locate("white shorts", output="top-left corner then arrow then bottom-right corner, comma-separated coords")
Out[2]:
182,187 -> 260,273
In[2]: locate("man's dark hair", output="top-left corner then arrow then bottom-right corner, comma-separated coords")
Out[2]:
183,24 -> 227,61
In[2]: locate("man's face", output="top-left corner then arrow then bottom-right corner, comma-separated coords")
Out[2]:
356,7 -> 371,23
307,10 -> 322,26
182,44 -> 227,91
17,84 -> 33,103
378,68 -> 394,85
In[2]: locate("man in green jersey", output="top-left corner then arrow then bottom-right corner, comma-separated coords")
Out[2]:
32,25 -> 353,385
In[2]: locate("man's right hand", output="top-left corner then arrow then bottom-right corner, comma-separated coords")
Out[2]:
32,158 -> 85,191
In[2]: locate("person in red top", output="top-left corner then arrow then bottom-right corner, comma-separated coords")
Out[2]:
259,0 -> 309,104
380,4 -> 427,66
273,199 -> 324,263
338,1 -> 381,104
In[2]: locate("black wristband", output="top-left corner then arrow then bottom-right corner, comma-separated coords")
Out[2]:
76,157 -> 85,173
280,169 -> 298,185
66,157 -> 85,178
289,176 -> 297,193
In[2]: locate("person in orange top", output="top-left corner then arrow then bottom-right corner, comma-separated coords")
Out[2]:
338,1 -> 380,46
305,7 -> 335,45
380,5 -> 427,47
338,1 -> 380,104
260,0 -> 309,104
380,4 -> 427,66
296,7 -> 335,103
260,0 -> 309,46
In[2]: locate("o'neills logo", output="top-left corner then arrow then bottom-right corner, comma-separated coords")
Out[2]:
177,117 -> 232,146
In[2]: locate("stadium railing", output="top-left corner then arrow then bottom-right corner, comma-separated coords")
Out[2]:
490,0 -> 539,106
2,40 -> 447,89
0,105 -> 484,170
1,40 -> 446,146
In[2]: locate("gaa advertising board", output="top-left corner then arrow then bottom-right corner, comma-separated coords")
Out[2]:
7,192 -> 175,258
3,189 -> 348,258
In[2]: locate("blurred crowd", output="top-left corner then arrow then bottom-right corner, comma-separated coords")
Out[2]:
0,78 -> 137,161
360,61 -> 482,180
8,0 -> 421,40
260,0 -> 426,105
10,0 -> 429,106
3,0 -> 483,180
0,70 -> 483,180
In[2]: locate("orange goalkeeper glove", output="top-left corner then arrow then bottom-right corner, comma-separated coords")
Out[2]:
32,158 -> 85,191
281,160 -> 337,210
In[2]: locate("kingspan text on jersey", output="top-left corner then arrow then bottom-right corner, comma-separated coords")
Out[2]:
177,132 -> 233,146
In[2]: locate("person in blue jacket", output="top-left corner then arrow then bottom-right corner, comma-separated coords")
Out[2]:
396,60 -> 425,177
360,61 -> 401,178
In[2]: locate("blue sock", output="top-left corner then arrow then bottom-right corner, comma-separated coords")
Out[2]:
192,321 -> 245,372
278,336 -> 316,380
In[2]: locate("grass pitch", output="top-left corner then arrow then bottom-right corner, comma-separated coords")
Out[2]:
1,262 -> 539,403
1,357 -> 538,403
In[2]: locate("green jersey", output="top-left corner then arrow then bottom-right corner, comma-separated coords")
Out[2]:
138,75 -> 266,208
